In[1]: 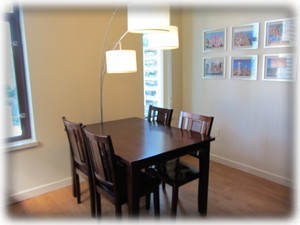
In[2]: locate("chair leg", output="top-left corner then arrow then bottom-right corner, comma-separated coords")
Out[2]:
171,186 -> 179,217
72,175 -> 76,197
75,173 -> 81,204
153,188 -> 160,217
70,157 -> 76,198
145,193 -> 151,210
88,179 -> 96,217
162,182 -> 166,190
115,204 -> 122,217
95,192 -> 101,218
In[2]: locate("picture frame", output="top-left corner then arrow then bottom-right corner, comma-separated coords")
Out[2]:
231,23 -> 259,50
203,57 -> 226,79
203,28 -> 226,52
230,55 -> 258,80
262,54 -> 296,81
264,18 -> 296,48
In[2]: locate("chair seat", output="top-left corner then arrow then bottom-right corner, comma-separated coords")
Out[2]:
137,171 -> 161,195
147,159 -> 200,187
97,163 -> 161,205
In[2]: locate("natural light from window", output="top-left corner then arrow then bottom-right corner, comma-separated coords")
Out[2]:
4,20 -> 22,139
143,35 -> 164,117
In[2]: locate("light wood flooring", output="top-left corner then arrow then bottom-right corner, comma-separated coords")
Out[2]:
6,159 -> 293,219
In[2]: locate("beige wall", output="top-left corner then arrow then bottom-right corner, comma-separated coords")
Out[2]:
7,6 -> 183,201
168,8 -> 183,126
7,7 -> 145,200
181,7 -> 296,186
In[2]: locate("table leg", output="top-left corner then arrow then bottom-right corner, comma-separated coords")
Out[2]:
198,143 -> 210,216
127,165 -> 140,216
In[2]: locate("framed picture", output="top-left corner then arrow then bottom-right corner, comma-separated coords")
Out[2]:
230,55 -> 258,80
264,18 -> 296,48
203,28 -> 226,52
231,23 -> 259,50
263,54 -> 296,81
203,57 -> 226,79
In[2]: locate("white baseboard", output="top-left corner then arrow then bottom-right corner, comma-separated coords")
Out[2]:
6,155 -> 293,205
211,154 -> 294,187
7,177 -> 72,205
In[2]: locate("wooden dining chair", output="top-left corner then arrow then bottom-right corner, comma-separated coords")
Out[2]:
62,117 -> 95,217
146,111 -> 214,216
178,111 -> 214,158
147,105 -> 173,126
83,128 -> 161,217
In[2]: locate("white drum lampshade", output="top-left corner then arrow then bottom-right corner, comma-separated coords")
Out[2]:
105,50 -> 137,74
146,26 -> 179,50
127,2 -> 170,33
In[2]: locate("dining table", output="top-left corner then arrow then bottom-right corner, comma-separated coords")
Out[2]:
84,117 -> 215,216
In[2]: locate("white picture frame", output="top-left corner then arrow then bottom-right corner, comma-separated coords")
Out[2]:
262,54 -> 296,81
231,23 -> 259,50
230,55 -> 258,80
203,57 -> 226,79
264,18 -> 296,48
203,28 -> 226,52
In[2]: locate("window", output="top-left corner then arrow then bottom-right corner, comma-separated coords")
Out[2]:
4,7 -> 32,143
143,35 -> 164,117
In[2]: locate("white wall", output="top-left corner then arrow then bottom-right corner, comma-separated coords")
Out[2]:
182,7 -> 296,186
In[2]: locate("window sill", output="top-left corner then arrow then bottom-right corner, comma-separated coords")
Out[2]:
5,139 -> 39,152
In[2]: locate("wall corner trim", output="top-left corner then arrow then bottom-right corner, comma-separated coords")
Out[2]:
7,177 -> 72,205
211,154 -> 294,187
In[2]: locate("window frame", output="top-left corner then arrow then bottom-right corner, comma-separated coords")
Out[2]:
4,7 -> 32,143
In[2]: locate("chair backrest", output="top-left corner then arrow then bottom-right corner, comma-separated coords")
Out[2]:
178,111 -> 214,135
83,129 -> 117,193
62,117 -> 89,169
147,105 -> 173,126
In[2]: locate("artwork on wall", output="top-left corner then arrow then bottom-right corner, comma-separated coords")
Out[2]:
262,54 -> 296,81
203,57 -> 226,79
231,23 -> 259,50
230,55 -> 258,80
264,18 -> 296,48
201,18 -> 296,82
203,28 -> 226,52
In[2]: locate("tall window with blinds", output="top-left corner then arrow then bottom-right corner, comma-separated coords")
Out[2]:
3,7 -> 32,142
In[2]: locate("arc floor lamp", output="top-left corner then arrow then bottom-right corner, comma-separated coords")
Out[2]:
99,2 -> 179,123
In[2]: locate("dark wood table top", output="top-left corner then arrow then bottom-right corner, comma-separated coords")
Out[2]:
84,117 -> 215,168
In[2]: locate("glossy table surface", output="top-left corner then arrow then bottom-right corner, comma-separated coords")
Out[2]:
85,117 -> 214,165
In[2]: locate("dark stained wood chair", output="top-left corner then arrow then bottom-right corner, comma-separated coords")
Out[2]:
146,105 -> 173,204
146,111 -> 214,216
62,117 -> 95,217
83,128 -> 161,218
178,111 -> 214,158
147,105 -> 173,126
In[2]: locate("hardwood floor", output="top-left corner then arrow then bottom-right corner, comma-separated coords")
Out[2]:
6,160 -> 293,219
